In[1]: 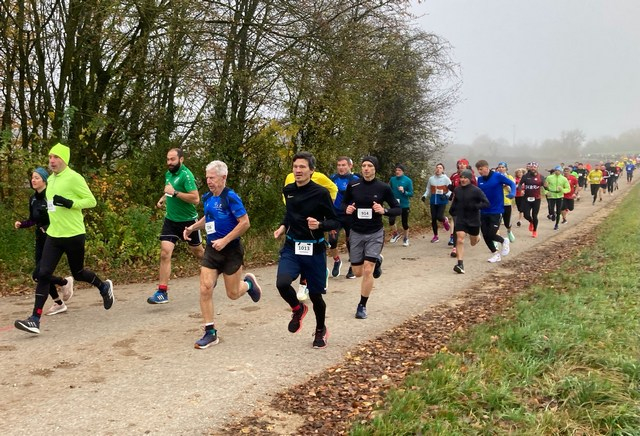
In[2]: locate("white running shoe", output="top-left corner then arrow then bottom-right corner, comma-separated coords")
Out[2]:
402,238 -> 410,247
296,283 -> 309,301
60,276 -> 74,302
46,302 -> 67,316
488,252 -> 502,263
501,238 -> 510,256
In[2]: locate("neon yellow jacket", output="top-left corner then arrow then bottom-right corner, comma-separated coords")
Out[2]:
46,166 -> 96,237
544,174 -> 570,199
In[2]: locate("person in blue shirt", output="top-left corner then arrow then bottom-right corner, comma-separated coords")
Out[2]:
183,160 -> 262,349
388,164 -> 414,246
475,160 -> 516,263
328,156 -> 359,279
626,161 -> 636,183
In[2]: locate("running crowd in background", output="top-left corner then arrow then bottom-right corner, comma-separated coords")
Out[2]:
11,145 -> 639,350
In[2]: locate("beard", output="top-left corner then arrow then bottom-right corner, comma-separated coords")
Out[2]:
168,162 -> 181,173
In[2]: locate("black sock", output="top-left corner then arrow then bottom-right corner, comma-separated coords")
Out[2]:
359,296 -> 369,307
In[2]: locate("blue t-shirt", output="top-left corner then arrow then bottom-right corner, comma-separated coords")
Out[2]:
330,173 -> 359,213
477,171 -> 516,215
202,188 -> 247,244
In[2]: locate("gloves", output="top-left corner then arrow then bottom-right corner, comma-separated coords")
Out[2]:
53,195 -> 74,209
421,195 -> 427,203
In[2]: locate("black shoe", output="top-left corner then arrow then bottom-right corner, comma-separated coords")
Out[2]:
453,264 -> 465,274
346,267 -> 356,279
312,327 -> 329,349
288,303 -> 308,333
15,316 -> 41,334
355,304 -> 368,319
373,255 -> 383,279
101,280 -> 114,309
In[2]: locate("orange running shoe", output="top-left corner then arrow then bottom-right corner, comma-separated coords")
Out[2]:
532,231 -> 538,238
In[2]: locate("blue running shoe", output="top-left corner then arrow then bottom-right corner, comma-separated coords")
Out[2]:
101,279 -> 114,310
244,273 -> 262,302
331,258 -> 342,278
355,304 -> 368,319
147,290 -> 168,304
194,329 -> 219,349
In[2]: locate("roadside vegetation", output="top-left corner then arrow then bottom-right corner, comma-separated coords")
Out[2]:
352,186 -> 640,435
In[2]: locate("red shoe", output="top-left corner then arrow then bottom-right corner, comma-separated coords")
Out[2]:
528,222 -> 534,232
532,231 -> 538,238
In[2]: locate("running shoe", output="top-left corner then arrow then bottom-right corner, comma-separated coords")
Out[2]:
101,280 -> 114,310
147,290 -> 168,304
488,252 -> 502,263
194,329 -> 219,349
532,231 -> 538,238
345,267 -> 356,279
46,302 -> 67,316
443,217 -> 451,231
331,258 -> 342,278
14,316 -> 40,334
431,235 -> 439,243
373,255 -> 383,279
508,231 -> 516,242
244,273 -> 262,302
355,304 -> 368,319
553,225 -> 559,230
501,238 -> 510,256
448,235 -> 455,246
60,276 -> 74,302
296,282 -> 309,301
389,232 -> 401,243
528,222 -> 534,232
562,219 -> 568,224
312,326 -> 329,349
453,264 -> 465,274
403,238 -> 410,247
516,220 -> 522,227
450,247 -> 457,258
288,303 -> 308,333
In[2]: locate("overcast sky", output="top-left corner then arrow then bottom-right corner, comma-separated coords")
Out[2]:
411,0 -> 640,145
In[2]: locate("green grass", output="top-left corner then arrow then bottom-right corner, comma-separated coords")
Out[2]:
352,185 -> 640,435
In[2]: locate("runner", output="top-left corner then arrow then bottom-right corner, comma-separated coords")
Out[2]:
517,162 -> 545,238
328,157 -> 359,278
495,161 -> 516,242
599,163 -> 610,200
575,163 -> 588,198
626,160 -> 636,183
14,143 -> 114,335
449,169 -> 490,274
183,161 -> 261,349
475,160 -> 516,263
447,159 -> 477,258
148,148 -> 204,304
545,166 -> 570,230
14,167 -> 74,315
513,168 -> 526,227
421,163 -> 451,243
388,164 -> 414,246
561,167 -> 579,224
274,152 -> 338,349
587,164 -> 603,204
342,156 -> 400,319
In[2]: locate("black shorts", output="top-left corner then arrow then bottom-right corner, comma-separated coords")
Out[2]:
201,240 -> 244,275
160,218 -> 202,246
562,198 -> 574,211
454,222 -> 480,236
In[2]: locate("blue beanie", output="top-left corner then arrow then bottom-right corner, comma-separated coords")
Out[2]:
34,167 -> 49,183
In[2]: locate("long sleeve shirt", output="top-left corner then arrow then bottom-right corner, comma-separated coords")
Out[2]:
424,174 -> 452,205
281,181 -> 339,244
342,178 -> 400,234
46,167 -> 97,237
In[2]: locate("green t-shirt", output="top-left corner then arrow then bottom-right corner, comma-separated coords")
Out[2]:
164,165 -> 198,222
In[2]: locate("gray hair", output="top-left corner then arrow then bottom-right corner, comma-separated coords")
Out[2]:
205,160 -> 228,176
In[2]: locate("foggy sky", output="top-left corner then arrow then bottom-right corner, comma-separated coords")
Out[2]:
412,0 -> 640,145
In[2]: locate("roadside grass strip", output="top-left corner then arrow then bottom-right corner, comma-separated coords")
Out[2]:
353,186 -> 640,435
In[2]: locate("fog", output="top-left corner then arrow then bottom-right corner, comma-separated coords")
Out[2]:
412,0 -> 640,147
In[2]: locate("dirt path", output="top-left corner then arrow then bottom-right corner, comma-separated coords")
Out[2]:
0,182 -> 634,435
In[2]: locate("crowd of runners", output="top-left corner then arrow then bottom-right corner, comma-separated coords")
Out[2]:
11,144 -> 639,350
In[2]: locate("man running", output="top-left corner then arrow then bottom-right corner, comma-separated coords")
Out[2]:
184,161 -> 262,349
328,157 -> 359,278
450,169 -> 490,274
626,160 -> 635,183
475,160 -> 516,263
148,148 -> 204,304
518,162 -> 545,238
274,152 -> 338,349
587,164 -> 603,204
15,143 -> 114,334
545,166 -> 570,230
342,156 -> 400,319
388,164 -> 414,246
447,159 -> 477,257
422,163 -> 451,243
561,167 -> 578,224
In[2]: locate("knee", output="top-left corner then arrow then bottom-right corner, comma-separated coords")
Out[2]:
276,274 -> 293,292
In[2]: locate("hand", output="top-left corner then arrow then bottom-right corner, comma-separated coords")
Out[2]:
183,226 -> 193,241
163,183 -> 175,196
345,203 -> 356,215
14,221 -> 21,229
211,238 -> 228,251
307,217 -> 320,230
372,201 -> 385,214
421,195 -> 426,203
398,186 -> 404,193
274,225 -> 285,239
53,195 -> 74,208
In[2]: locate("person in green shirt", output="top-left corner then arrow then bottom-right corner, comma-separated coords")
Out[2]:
148,148 -> 204,304
544,166 -> 570,230
14,143 -> 114,335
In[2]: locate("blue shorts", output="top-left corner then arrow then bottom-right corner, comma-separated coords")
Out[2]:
277,244 -> 327,294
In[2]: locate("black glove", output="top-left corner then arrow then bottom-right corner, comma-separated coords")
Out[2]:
53,195 -> 74,209
421,195 -> 427,203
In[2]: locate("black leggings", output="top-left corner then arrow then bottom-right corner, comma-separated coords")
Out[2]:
34,232 -> 65,301
480,214 -> 504,253
276,274 -> 325,330
34,234 -> 105,317
502,205 -> 512,229
590,184 -> 600,202
430,204 -> 447,235
523,199 -> 541,231
389,208 -> 410,230
548,198 -> 563,225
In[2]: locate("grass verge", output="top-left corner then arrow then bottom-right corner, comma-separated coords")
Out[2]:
352,186 -> 640,435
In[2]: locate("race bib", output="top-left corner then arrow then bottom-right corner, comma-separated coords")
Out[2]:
295,242 -> 313,256
357,208 -> 373,219
435,189 -> 443,195
205,221 -> 216,235
527,197 -> 536,202
47,200 -> 56,212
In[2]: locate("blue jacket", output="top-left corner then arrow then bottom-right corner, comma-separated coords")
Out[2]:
477,170 -> 516,215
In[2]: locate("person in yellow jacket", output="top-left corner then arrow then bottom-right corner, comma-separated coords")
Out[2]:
586,165 -> 603,204
14,143 -> 114,335
496,162 -> 516,242
544,166 -> 570,230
